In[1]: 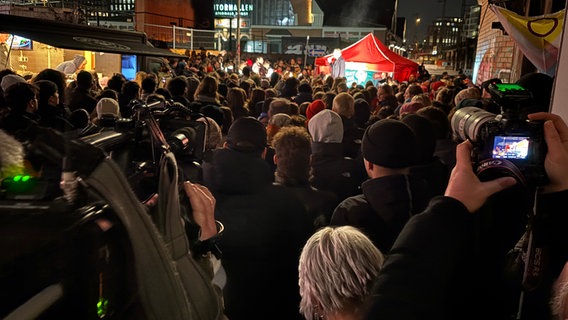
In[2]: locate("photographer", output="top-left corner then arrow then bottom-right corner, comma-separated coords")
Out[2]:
364,112 -> 568,320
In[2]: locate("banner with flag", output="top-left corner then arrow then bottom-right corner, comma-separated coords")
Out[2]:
490,5 -> 565,76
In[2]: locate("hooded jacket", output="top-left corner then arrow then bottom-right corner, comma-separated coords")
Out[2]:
330,174 -> 431,253
55,55 -> 86,74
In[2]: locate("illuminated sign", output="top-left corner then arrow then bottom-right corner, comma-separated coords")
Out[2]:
214,2 -> 254,17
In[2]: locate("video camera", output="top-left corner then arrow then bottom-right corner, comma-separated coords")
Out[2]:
451,83 -> 548,187
0,100 -> 221,319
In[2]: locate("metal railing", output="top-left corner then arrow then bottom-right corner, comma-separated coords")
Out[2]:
142,23 -> 219,52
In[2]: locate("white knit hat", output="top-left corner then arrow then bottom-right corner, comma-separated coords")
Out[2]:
96,97 -> 120,119
1,74 -> 26,92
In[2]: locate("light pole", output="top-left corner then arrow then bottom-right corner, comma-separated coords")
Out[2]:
414,16 -> 421,59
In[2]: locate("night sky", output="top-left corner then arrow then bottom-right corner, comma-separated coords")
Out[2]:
315,0 -> 478,40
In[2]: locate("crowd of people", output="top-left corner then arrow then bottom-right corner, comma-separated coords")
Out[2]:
0,50 -> 567,320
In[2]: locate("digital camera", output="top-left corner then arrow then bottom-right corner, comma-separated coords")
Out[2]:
451,83 -> 548,187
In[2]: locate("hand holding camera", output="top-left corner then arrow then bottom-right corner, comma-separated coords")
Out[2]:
527,112 -> 568,194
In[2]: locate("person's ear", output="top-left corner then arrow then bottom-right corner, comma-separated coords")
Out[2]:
261,147 -> 267,160
273,154 -> 278,164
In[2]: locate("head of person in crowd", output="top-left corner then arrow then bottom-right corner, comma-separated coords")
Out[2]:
1,73 -> 26,93
454,87 -> 481,107
194,75 -> 220,102
299,225 -> 384,320
332,92 -> 355,119
323,92 -> 336,110
305,99 -> 326,124
267,112 -> 292,145
95,97 -> 120,126
76,70 -> 94,90
197,116 -> 223,151
272,125 -> 312,185
404,84 -> 424,102
224,116 -> 267,158
32,68 -> 67,105
106,73 -> 127,94
268,97 -> 291,119
167,76 -> 188,98
141,76 -> 157,96
308,109 -> 344,144
35,79 -> 59,110
3,81 -> 38,115
353,98 -> 371,128
400,113 -> 437,165
280,77 -> 299,99
399,100 -> 424,116
361,118 -> 418,177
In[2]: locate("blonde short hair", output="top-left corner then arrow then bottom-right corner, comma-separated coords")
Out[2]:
331,92 -> 355,118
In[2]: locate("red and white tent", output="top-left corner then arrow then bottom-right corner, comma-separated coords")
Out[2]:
315,33 -> 419,83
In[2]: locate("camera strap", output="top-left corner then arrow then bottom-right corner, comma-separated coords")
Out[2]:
515,189 -> 548,319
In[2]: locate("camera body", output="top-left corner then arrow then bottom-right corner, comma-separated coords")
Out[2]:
451,83 -> 548,187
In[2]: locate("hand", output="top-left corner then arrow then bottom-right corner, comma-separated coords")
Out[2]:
444,140 -> 517,212
183,181 -> 217,240
528,112 -> 568,193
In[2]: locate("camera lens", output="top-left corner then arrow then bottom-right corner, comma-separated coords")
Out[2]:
451,107 -> 497,142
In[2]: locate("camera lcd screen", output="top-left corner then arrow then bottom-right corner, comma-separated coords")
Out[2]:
492,136 -> 530,160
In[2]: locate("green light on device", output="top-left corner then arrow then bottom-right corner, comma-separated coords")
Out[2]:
97,298 -> 109,318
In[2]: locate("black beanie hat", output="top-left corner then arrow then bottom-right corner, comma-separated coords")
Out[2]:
401,114 -> 436,165
226,116 -> 267,154
362,119 -> 418,168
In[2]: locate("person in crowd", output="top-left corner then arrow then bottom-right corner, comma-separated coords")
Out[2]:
32,69 -> 68,107
201,116 -> 313,320
294,82 -> 313,106
330,118 -> 432,253
140,76 -> 157,102
353,98 -> 371,130
67,108 -> 100,138
280,77 -> 300,101
332,92 -> 361,159
118,80 -> 140,118
394,83 -> 423,116
225,87 -> 250,120
272,126 -> 339,228
400,113 -> 450,196
189,75 -> 222,114
328,48 -> 345,79
106,73 -> 127,94
0,81 -> 40,142
93,97 -> 120,127
266,112 -> 292,146
416,105 -> 457,169
55,54 -> 87,75
305,99 -> 326,126
299,226 -> 385,320
247,87 -> 265,118
308,109 -> 363,202
364,112 -> 568,320
67,70 -> 97,114
166,76 -> 190,107
267,97 -> 291,121
0,33 -> 12,70
1,73 -> 26,94
431,86 -> 455,115
35,79 -> 73,132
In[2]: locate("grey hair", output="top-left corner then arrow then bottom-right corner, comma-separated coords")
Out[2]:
298,226 -> 384,320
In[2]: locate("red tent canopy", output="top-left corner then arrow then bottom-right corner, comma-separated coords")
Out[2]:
315,33 -> 418,83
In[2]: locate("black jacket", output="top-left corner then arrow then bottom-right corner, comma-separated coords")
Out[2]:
330,174 -> 431,253
202,148 -> 312,320
365,190 -> 568,320
309,142 -> 364,202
